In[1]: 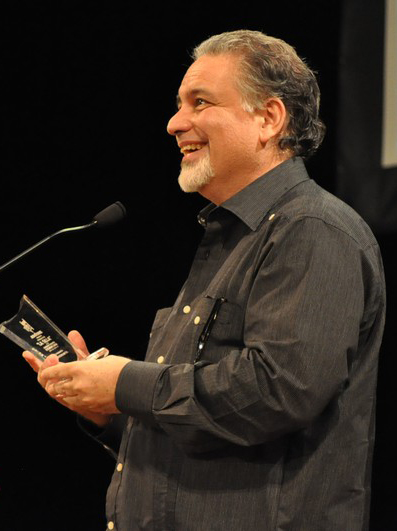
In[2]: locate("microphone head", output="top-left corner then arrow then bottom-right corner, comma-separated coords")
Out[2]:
93,202 -> 127,228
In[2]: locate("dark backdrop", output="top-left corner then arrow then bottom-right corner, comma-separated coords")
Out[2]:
0,2 -> 395,530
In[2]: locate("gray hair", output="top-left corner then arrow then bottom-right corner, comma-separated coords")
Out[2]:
192,30 -> 325,159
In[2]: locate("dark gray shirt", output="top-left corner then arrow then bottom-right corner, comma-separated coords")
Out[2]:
99,157 -> 385,530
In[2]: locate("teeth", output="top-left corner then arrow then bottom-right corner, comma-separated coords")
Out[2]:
180,143 -> 205,155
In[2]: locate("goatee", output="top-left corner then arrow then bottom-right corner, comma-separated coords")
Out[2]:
178,152 -> 215,193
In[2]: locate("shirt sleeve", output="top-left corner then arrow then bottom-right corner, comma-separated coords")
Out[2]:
115,216 -> 381,453
77,413 -> 128,458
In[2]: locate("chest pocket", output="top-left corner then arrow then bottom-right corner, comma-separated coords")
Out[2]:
160,294 -> 243,363
145,294 -> 243,365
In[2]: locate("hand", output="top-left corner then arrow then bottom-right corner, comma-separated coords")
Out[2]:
38,350 -> 131,415
23,330 -> 122,427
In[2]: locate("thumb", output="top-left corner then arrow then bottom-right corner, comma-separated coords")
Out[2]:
68,329 -> 90,359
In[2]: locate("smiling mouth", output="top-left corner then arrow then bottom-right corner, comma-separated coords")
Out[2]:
180,143 -> 206,156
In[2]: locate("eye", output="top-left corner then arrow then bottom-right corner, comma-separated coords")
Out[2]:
195,98 -> 208,107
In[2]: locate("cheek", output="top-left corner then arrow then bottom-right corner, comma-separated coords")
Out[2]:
219,126 -> 258,156
203,112 -> 260,159
208,121 -> 246,149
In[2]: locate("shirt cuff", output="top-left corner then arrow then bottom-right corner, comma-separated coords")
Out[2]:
115,360 -> 168,421
77,414 -> 127,458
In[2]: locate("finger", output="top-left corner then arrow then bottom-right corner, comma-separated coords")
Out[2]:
45,380 -> 58,397
61,396 -> 83,409
52,379 -> 77,398
40,362 -> 75,386
50,387 -> 79,407
40,354 -> 60,370
68,330 -> 90,358
38,354 -> 61,385
22,351 -> 42,373
45,379 -> 69,397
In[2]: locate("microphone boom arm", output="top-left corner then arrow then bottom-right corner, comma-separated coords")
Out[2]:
0,220 -> 97,274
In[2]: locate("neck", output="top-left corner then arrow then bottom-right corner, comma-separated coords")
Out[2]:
199,152 -> 291,205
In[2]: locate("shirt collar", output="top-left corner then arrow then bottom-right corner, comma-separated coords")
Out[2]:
198,157 -> 310,231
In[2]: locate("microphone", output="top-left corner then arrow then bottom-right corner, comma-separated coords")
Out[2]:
0,201 -> 127,274
92,201 -> 127,229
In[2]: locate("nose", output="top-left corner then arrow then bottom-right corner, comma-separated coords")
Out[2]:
167,106 -> 191,136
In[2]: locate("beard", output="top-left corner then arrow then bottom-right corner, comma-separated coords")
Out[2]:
178,151 -> 215,193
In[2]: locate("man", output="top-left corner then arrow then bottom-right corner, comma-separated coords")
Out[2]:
25,30 -> 385,530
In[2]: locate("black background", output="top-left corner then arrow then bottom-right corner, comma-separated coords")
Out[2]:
0,1 -> 395,530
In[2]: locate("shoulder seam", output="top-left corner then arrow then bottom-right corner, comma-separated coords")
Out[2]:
275,213 -> 377,251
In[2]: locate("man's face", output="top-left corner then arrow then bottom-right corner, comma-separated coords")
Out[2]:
167,54 -> 266,203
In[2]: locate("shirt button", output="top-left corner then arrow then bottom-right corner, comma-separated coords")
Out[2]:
183,305 -> 191,314
116,463 -> 123,472
198,216 -> 206,226
194,316 -> 201,325
108,522 -> 115,530
157,355 -> 165,364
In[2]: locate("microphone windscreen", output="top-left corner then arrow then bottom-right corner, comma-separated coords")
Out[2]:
93,202 -> 127,228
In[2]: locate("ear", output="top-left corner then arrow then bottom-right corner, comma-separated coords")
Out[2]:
258,97 -> 288,145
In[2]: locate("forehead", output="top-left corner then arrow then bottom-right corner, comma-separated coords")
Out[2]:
177,54 -> 242,99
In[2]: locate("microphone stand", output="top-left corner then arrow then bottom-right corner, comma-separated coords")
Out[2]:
0,201 -> 126,275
